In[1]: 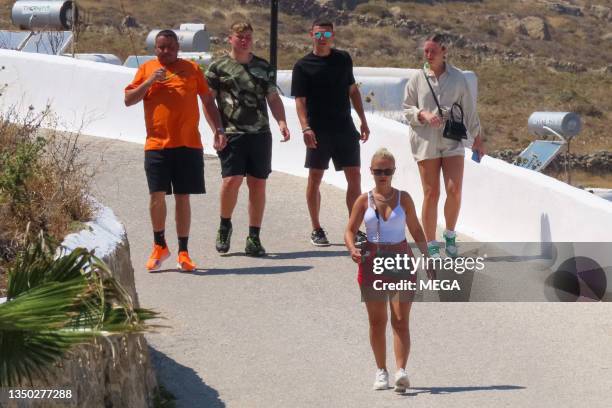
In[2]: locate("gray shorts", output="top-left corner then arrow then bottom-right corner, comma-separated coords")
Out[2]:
409,129 -> 465,162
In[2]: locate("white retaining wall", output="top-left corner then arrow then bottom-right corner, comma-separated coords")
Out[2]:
2,49 -> 611,245
277,68 -> 478,123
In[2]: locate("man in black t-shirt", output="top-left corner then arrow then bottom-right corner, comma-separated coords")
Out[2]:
291,19 -> 370,247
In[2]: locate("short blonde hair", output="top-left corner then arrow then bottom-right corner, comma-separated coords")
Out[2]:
230,21 -> 253,35
371,147 -> 395,165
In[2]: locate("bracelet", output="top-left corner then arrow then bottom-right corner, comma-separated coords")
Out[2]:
302,127 -> 312,133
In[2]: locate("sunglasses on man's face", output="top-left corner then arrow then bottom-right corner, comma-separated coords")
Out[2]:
313,31 -> 333,40
371,168 -> 396,176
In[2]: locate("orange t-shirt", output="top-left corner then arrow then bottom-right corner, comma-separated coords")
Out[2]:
125,58 -> 210,151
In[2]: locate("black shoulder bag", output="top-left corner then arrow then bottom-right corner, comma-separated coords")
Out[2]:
423,70 -> 467,142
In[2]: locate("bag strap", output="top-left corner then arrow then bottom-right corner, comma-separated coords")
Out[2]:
368,190 -> 381,245
423,69 -> 443,117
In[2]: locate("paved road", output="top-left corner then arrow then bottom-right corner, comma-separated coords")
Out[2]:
83,135 -> 612,408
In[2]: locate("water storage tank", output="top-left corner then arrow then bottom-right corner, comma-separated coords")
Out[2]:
180,23 -> 206,32
11,1 -> 77,30
68,53 -> 122,65
528,112 -> 582,139
146,29 -> 210,52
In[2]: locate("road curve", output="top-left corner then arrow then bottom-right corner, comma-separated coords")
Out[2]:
82,135 -> 612,408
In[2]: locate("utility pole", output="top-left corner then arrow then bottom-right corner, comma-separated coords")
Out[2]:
71,0 -> 77,57
270,0 -> 278,83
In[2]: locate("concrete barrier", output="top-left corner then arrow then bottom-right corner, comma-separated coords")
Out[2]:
276,68 -> 478,124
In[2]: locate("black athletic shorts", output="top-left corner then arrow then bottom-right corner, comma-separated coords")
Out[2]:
218,132 -> 272,179
144,147 -> 205,195
305,127 -> 361,171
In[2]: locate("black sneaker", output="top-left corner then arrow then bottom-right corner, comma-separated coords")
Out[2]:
355,230 -> 367,246
216,226 -> 232,254
245,236 -> 266,257
310,228 -> 331,247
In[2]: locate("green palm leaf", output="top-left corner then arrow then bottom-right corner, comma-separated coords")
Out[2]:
0,235 -> 159,387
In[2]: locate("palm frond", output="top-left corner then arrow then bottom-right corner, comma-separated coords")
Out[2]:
0,234 -> 159,387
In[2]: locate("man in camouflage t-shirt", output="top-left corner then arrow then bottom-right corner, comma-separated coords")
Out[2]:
206,21 -> 290,257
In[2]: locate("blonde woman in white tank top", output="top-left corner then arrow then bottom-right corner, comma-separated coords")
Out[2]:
345,148 -> 431,393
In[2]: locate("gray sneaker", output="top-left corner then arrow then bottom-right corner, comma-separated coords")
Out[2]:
245,236 -> 266,257
216,226 -> 232,254
310,228 -> 331,247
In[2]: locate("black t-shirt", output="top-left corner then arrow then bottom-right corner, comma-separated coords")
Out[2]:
291,49 -> 356,131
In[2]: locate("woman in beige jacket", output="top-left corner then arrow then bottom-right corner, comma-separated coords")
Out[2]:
403,34 -> 485,258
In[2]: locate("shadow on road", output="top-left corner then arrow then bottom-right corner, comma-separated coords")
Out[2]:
192,265 -> 313,275
149,347 -> 225,408
218,250 -> 348,259
267,250 -> 348,260
147,265 -> 313,275
403,385 -> 526,396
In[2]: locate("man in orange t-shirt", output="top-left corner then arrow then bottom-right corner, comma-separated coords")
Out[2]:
125,30 -> 225,272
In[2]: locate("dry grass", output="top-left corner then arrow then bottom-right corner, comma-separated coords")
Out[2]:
0,108 -> 94,296
466,59 -> 612,154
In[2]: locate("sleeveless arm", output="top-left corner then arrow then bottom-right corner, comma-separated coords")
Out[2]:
400,191 -> 428,256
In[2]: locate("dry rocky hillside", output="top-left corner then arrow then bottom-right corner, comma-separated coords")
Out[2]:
1,0 -> 610,175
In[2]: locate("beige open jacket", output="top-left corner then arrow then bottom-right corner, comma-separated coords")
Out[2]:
403,63 -> 482,147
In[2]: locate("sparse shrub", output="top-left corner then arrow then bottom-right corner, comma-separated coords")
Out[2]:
333,0 -> 369,10
477,20 -> 498,37
0,107 -> 94,296
499,31 -> 516,46
355,4 -> 393,19
571,102 -> 603,118
558,89 -> 603,118
230,12 -> 247,22
211,9 -> 226,20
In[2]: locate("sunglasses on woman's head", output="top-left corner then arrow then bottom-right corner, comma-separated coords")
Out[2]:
371,168 -> 395,176
313,31 -> 333,40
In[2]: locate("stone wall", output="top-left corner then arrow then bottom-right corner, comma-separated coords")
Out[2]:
491,150 -> 612,173
3,205 -> 158,408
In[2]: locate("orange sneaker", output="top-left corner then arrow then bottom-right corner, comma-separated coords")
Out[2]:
177,251 -> 196,271
145,244 -> 170,271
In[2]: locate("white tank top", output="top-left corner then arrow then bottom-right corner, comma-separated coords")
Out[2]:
364,189 -> 406,244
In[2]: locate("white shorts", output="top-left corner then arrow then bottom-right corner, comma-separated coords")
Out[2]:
409,128 -> 465,162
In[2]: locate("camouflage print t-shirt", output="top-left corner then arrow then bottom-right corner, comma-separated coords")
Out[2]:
205,54 -> 277,135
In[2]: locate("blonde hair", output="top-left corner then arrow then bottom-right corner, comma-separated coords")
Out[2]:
230,21 -> 254,35
371,147 -> 395,165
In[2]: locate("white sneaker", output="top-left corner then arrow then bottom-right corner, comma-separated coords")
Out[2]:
372,368 -> 389,390
394,368 -> 410,393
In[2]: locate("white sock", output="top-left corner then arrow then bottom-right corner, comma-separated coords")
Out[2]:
427,240 -> 438,247
444,229 -> 456,239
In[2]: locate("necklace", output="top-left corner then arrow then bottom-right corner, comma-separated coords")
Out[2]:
374,189 -> 395,203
